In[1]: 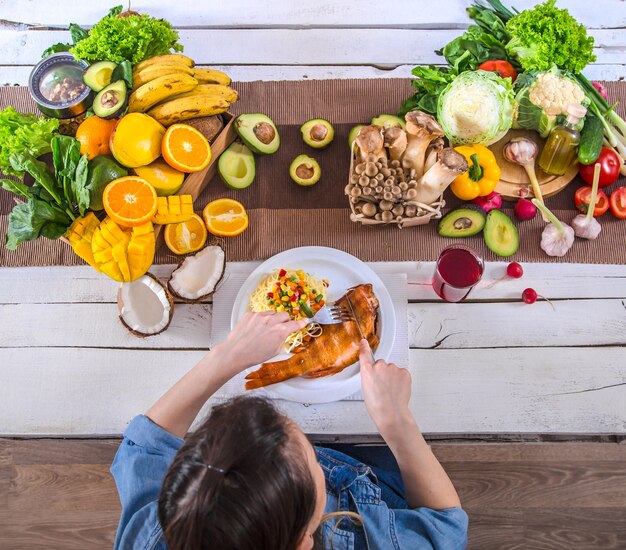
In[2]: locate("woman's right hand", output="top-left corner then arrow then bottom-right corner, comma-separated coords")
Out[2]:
215,311 -> 307,376
359,340 -> 415,441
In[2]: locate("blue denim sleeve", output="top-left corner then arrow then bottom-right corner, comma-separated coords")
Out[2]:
110,415 -> 184,550
393,507 -> 469,550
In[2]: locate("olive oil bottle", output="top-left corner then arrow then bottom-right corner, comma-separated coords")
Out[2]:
539,104 -> 587,176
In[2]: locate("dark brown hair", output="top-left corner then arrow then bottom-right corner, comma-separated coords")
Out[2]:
158,396 -> 317,550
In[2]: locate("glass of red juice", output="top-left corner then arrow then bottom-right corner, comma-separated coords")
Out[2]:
432,245 -> 484,302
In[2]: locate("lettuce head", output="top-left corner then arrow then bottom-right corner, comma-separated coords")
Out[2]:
437,70 -> 515,146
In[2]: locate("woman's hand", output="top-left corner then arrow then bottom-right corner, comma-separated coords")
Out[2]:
359,339 -> 414,442
215,311 -> 308,376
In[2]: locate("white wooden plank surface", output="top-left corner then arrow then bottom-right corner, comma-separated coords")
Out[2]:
2,0 -> 624,28
2,262 -> 626,304
1,347 -> 624,436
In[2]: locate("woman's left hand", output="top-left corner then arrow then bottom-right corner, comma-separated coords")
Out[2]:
215,311 -> 308,376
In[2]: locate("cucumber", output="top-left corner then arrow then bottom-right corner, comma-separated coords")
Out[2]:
578,114 -> 604,165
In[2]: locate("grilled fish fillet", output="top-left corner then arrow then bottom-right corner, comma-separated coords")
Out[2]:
245,284 -> 379,390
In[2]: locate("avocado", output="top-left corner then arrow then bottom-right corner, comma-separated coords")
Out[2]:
234,114 -> 280,155
83,61 -> 117,92
289,154 -> 321,186
438,206 -> 486,238
218,141 -> 255,189
371,114 -> 406,130
85,155 -> 128,210
93,80 -> 128,119
300,118 -> 334,149
348,125 -> 364,150
484,209 -> 519,257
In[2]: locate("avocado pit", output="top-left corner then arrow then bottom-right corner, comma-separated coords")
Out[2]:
253,122 -> 276,145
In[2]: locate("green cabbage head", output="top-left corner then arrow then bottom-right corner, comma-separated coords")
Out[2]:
437,70 -> 515,146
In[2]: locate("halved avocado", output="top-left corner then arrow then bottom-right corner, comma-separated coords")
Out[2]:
300,118 -> 334,149
438,206 -> 486,238
371,114 -> 406,130
218,142 -> 256,189
83,61 -> 117,92
484,209 -> 519,257
93,80 -> 128,119
289,154 -> 321,186
348,125 -> 365,151
234,114 -> 280,155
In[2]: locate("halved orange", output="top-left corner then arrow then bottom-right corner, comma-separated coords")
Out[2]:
102,176 -> 158,227
164,213 -> 208,255
202,198 -> 249,237
162,124 -> 212,173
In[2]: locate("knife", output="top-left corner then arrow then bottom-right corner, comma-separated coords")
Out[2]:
346,295 -> 376,363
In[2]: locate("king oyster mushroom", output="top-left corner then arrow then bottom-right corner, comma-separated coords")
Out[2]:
413,148 -> 469,205
402,110 -> 444,179
383,126 -> 408,162
424,137 -> 445,173
117,273 -> 175,337
168,245 -> 226,302
354,125 -> 386,163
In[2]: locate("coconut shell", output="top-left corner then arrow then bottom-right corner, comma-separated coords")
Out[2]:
117,272 -> 175,337
167,245 -> 226,303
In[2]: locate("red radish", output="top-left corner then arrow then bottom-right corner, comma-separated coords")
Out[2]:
471,191 -> 502,213
522,287 -> 537,304
506,262 -> 523,278
522,287 -> 555,310
591,81 -> 608,100
514,187 -> 537,221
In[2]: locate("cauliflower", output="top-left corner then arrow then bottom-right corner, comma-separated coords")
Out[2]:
514,67 -> 589,137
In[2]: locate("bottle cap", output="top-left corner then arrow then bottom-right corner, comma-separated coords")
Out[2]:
566,103 -> 587,124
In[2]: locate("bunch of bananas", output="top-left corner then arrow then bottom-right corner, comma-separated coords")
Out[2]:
129,54 -> 238,126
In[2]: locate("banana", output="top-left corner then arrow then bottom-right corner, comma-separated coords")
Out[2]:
132,64 -> 195,89
133,54 -> 195,74
192,68 -> 231,86
147,94 -> 230,127
128,74 -> 199,113
159,84 -> 238,104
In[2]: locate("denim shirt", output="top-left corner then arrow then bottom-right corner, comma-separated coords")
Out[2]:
111,415 -> 468,550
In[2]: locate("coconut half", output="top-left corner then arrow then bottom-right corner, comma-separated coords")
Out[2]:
117,273 -> 175,337
168,245 -> 226,302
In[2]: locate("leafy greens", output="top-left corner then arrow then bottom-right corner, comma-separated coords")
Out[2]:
0,107 -> 59,177
69,6 -> 183,64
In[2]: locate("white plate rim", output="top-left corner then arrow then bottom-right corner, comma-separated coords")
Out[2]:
230,246 -> 396,403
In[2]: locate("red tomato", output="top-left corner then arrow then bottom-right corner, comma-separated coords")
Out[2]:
574,186 -> 609,216
477,60 -> 517,82
609,187 -> 626,219
579,148 -> 621,187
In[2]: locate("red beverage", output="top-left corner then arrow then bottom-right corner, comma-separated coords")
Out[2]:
433,245 -> 484,302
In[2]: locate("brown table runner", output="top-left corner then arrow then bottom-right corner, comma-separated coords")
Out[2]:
1,80 -> 625,267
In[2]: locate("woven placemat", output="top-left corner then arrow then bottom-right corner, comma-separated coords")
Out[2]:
1,80 -> 625,266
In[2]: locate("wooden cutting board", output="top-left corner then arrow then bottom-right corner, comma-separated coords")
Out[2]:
490,129 -> 579,202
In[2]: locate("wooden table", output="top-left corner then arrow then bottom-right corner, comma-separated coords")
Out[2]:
0,0 -> 625,439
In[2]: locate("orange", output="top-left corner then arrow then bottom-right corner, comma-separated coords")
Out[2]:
103,176 -> 158,227
162,124 -> 212,173
164,213 -> 208,255
202,198 -> 248,237
75,115 -> 117,160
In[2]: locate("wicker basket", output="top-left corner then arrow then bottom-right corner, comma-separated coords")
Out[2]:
346,144 -> 445,228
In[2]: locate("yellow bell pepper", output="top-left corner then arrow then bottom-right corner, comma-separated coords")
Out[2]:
450,144 -> 501,201
153,195 -> 194,225
66,213 -> 101,271
91,217 -> 155,282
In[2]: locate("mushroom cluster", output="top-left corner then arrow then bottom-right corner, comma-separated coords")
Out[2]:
346,111 -> 468,225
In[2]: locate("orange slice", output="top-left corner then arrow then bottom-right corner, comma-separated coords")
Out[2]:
202,198 -> 249,237
164,213 -> 208,255
102,176 -> 158,227
162,123 -> 212,173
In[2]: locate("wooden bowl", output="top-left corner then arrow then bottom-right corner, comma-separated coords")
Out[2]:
490,129 -> 578,202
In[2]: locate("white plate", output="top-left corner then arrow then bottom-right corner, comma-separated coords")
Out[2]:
231,246 -> 395,403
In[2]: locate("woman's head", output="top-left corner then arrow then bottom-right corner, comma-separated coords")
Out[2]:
158,396 -> 326,550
